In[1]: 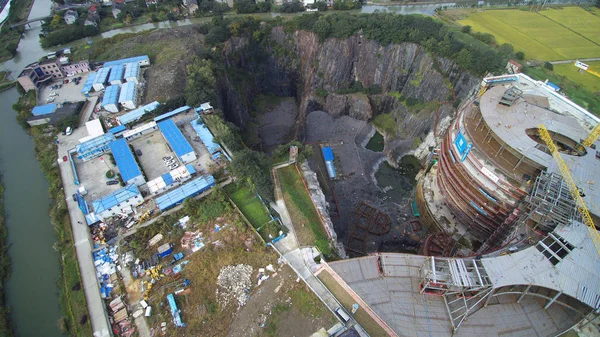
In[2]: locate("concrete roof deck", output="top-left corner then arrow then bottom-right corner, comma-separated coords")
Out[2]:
479,85 -> 600,217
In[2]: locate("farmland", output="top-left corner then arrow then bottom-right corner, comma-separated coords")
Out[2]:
539,7 -> 600,45
553,61 -> 600,93
456,8 -> 600,61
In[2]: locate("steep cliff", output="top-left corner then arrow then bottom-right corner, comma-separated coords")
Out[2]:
218,27 -> 480,141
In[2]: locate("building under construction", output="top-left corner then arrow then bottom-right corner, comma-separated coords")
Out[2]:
417,73 -> 600,253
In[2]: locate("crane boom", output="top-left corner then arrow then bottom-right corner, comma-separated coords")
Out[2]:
582,123 -> 600,148
538,124 -> 600,257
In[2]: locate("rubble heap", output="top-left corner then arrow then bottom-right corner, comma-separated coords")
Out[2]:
216,264 -> 253,308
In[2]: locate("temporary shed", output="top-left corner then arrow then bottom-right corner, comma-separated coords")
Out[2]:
118,81 -> 138,110
123,121 -> 158,141
158,119 -> 196,163
153,106 -> 190,122
155,175 -> 215,211
117,101 -> 159,125
102,85 -> 120,113
108,64 -> 124,85
81,71 -> 96,96
93,67 -> 111,91
322,147 -> 336,179
146,165 -> 195,195
91,184 -> 143,220
108,125 -> 126,136
32,103 -> 57,116
76,133 -> 115,161
190,118 -> 221,154
123,62 -> 140,84
109,138 -> 145,186
103,55 -> 150,68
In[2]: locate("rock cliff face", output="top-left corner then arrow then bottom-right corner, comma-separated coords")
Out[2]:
218,27 -> 480,140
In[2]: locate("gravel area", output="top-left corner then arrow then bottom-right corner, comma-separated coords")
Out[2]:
305,111 -> 417,256
217,264 -> 254,309
257,97 -> 298,153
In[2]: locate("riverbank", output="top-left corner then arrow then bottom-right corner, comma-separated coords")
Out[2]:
11,94 -> 92,336
0,178 -> 13,337
0,0 -> 34,63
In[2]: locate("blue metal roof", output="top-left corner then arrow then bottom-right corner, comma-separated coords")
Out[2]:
190,118 -> 221,154
92,184 -> 141,214
322,147 -> 334,161
154,106 -> 190,122
109,139 -> 142,183
102,85 -> 120,107
109,125 -> 126,134
158,119 -> 194,158
118,81 -> 136,103
81,71 -> 96,94
155,175 -> 215,211
162,172 -> 174,186
117,101 -> 159,125
32,103 -> 57,116
547,82 -> 561,91
93,67 -> 111,85
123,62 -> 139,79
103,55 -> 149,68
185,164 -> 196,175
108,64 -> 124,83
76,133 -> 115,155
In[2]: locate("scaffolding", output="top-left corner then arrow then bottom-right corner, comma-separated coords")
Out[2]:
420,256 -> 493,332
499,87 -> 523,106
528,172 -> 579,233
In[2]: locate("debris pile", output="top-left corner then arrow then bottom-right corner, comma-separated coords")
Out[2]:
93,246 -> 119,298
216,264 -> 253,308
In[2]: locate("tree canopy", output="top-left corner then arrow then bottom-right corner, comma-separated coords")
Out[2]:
185,57 -> 217,108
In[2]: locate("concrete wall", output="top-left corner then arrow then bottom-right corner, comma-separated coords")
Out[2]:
180,151 -> 197,164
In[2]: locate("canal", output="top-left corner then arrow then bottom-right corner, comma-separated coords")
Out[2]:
0,2 -> 448,335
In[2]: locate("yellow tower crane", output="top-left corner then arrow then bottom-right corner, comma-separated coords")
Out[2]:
538,124 -> 600,257
582,123 -> 600,148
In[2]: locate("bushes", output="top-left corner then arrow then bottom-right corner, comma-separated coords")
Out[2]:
372,113 -> 397,137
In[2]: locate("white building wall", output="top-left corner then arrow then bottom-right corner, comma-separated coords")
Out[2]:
104,103 -> 119,113
180,151 -> 197,164
93,83 -> 106,91
97,193 -> 143,220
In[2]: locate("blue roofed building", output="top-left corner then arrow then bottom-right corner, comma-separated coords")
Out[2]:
124,62 -> 140,84
118,101 -> 159,125
322,147 -> 336,179
158,119 -> 196,163
109,138 -> 145,186
118,81 -> 138,110
108,125 -> 126,136
102,85 -> 120,113
93,67 -> 111,91
76,133 -> 115,161
155,175 -> 215,211
91,184 -> 143,220
190,118 -> 221,155
103,55 -> 150,68
154,106 -> 191,123
146,164 -> 196,195
32,103 -> 57,116
81,71 -> 96,97
108,64 -> 124,85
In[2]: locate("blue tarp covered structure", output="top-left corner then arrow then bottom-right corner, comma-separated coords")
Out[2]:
154,106 -> 190,122
117,101 -> 159,125
109,139 -> 142,183
155,175 -> 215,211
167,294 -> 186,327
32,103 -> 57,116
190,118 -> 221,154
321,147 -> 336,179
158,119 -> 194,159
92,184 -> 140,214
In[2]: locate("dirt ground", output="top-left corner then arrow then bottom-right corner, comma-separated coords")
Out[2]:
256,97 -> 298,153
304,111 -> 420,257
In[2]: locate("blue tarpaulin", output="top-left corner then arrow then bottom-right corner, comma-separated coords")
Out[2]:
32,103 -> 57,116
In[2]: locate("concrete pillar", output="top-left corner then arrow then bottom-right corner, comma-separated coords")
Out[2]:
517,285 -> 531,303
544,291 -> 562,310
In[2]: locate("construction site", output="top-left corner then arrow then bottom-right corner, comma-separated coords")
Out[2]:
312,72 -> 600,337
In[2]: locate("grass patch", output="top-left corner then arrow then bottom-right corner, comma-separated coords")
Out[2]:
457,9 -> 600,61
366,131 -> 384,152
524,66 -> 600,116
553,61 -> 600,93
277,165 -> 332,257
538,7 -> 600,45
372,113 -> 397,137
317,270 -> 389,337
225,184 -> 281,240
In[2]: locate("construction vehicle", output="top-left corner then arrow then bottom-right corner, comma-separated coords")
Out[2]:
537,124 -> 600,257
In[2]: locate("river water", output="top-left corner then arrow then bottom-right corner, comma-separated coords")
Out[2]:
0,2 -> 445,335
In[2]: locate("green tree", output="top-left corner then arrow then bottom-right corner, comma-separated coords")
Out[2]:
460,25 -> 471,34
515,51 -> 525,60
230,149 -> 274,200
50,14 -> 63,28
185,58 -> 217,108
454,48 -> 472,69
544,62 -> 554,71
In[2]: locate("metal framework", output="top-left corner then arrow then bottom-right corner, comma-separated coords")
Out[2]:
538,124 -> 600,258
582,123 -> 600,148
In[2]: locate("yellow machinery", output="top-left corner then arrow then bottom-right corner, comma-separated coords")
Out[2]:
582,123 -> 600,148
538,124 -> 600,257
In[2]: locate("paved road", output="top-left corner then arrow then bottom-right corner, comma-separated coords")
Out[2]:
549,57 -> 600,65
57,128 -> 111,337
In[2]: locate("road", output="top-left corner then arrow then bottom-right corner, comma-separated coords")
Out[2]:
57,128 -> 111,337
549,57 -> 600,65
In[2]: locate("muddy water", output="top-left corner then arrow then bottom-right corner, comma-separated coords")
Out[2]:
375,155 -> 422,203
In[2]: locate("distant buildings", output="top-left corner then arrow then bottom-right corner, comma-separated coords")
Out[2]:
61,60 -> 90,77
63,10 -> 79,25
183,0 -> 198,13
112,0 -> 125,18
85,4 -> 100,26
506,60 -> 522,74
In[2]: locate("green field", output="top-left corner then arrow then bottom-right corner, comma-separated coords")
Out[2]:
539,7 -> 600,45
458,9 -> 600,61
554,61 -> 600,92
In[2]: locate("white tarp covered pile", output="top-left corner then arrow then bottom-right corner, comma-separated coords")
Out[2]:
216,264 -> 253,308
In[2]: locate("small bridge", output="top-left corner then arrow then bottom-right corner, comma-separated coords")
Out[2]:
9,16 -> 50,29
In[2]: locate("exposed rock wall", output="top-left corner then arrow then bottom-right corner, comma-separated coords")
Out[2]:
219,27 -> 480,139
